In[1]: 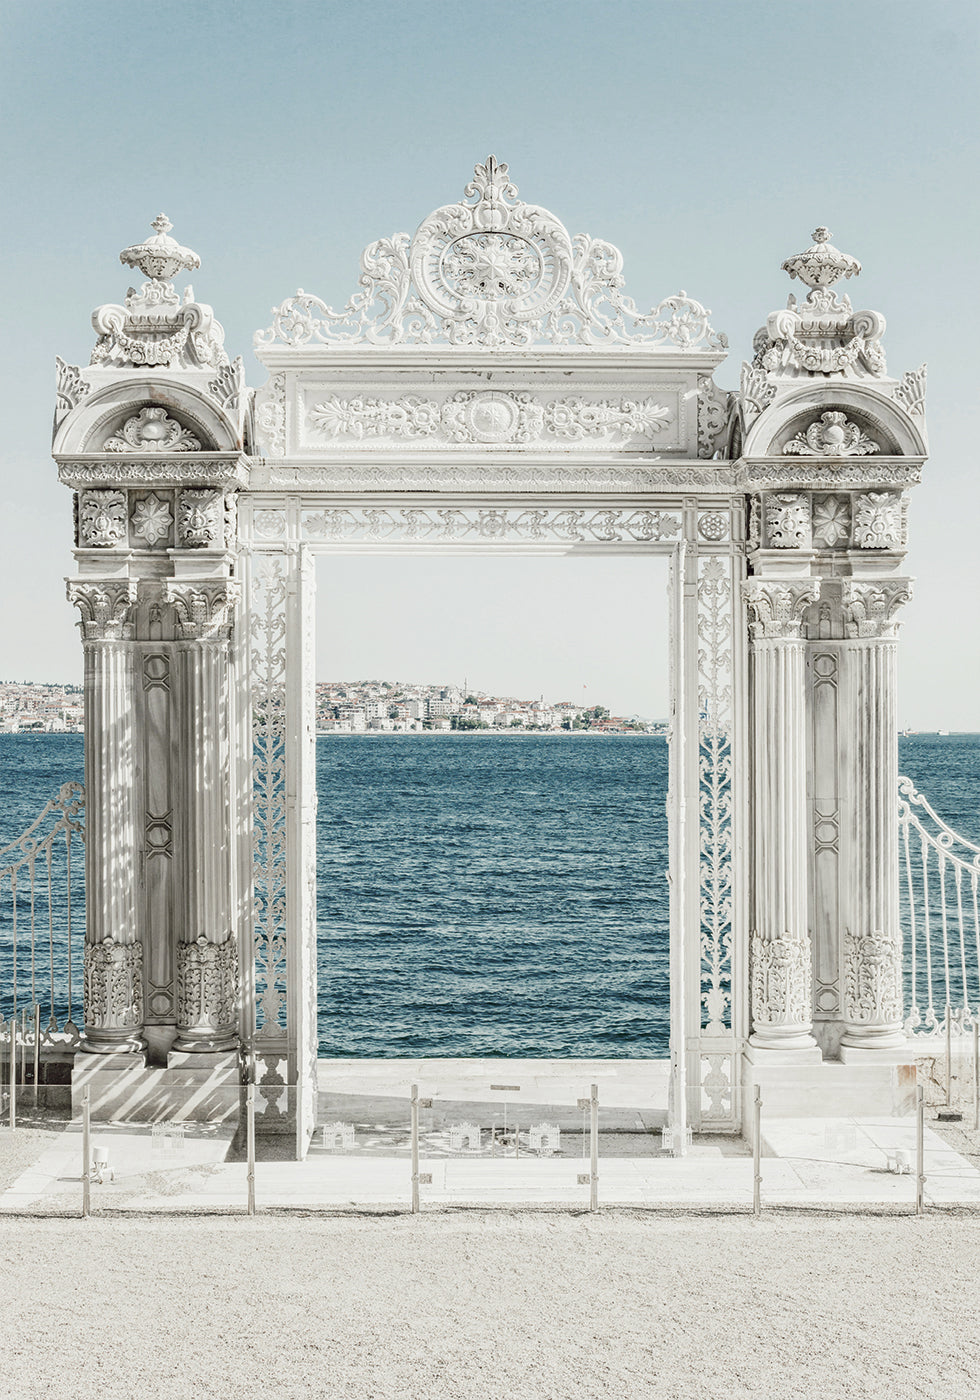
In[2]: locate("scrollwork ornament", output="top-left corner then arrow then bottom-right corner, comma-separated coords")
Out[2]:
255,374 -> 286,456
843,929 -> 903,1027
104,406 -> 201,454
783,411 -> 880,457
79,489 -> 128,548
255,156 -> 727,351
697,376 -> 733,459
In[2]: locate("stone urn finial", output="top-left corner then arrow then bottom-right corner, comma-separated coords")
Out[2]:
781,228 -> 861,289
119,214 -> 201,282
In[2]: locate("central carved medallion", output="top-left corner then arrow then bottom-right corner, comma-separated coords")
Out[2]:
441,233 -> 543,302
460,391 -> 522,442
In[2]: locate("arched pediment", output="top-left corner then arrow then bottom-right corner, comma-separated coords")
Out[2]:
741,383 -> 926,460
52,374 -> 245,455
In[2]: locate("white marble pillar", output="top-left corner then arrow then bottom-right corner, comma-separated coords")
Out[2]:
166,581 -> 240,1053
838,579 -> 913,1053
744,579 -> 820,1051
66,580 -> 144,1054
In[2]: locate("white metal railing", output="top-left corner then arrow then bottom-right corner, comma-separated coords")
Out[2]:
0,782 -> 85,1059
899,774 -> 980,1037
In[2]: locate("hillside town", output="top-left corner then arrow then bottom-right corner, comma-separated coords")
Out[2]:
0,679 -> 664,735
0,680 -> 83,732
315,681 -> 664,734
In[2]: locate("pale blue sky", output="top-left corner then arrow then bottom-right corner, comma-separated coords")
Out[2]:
2,0 -> 977,722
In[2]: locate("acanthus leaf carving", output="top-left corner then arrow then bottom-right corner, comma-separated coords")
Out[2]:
743,579 -> 820,640
852,491 -> 903,549
66,579 -> 138,641
783,411 -> 880,457
738,361 -> 775,430
843,929 -> 903,1027
841,579 -> 913,639
55,357 -> 90,427
255,373 -> 286,456
164,580 -> 239,639
697,376 -> 733,459
764,493 -> 811,549
751,931 -> 811,1029
208,356 -> 247,412
176,935 -> 238,1033
78,488 -> 128,548
894,364 -> 927,418
178,488 -> 224,548
84,938 -> 144,1032
104,406 -> 202,454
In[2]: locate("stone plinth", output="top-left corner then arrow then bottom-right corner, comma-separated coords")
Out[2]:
71,1050 -> 240,1123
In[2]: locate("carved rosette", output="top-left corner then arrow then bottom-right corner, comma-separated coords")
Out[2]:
83,938 -> 144,1051
843,929 -> 903,1033
175,935 -> 238,1049
841,579 -> 913,639
751,932 -> 812,1036
130,493 -> 173,547
165,580 -> 239,640
66,579 -> 137,641
178,488 -> 224,547
743,579 -> 820,640
79,489 -> 128,548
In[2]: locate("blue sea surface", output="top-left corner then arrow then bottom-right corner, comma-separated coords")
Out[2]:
0,732 -> 977,1054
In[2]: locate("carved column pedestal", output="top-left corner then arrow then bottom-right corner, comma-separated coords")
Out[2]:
167,581 -> 240,1054
838,580 -> 912,1054
67,580 -> 145,1054
745,580 -> 821,1054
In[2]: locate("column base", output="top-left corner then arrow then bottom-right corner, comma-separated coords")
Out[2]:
840,1028 -> 907,1053
745,1043 -> 824,1066
80,1033 -> 147,1056
171,1031 -> 240,1055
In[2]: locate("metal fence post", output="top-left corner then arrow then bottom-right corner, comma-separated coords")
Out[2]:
945,1001 -> 952,1107
32,1004 -> 40,1109
974,1019 -> 979,1134
915,1084 -> 925,1217
82,1086 -> 91,1218
246,1081 -> 256,1216
753,1087 -> 762,1218
410,1083 -> 420,1214
589,1084 -> 599,1212
8,1014 -> 15,1130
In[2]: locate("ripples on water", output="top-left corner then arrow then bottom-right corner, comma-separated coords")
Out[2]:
1,732 -> 977,1055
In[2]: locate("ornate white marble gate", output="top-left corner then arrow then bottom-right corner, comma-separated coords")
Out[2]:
54,160 -> 926,1158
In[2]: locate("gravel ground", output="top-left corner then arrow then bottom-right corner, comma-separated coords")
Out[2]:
0,1212 -> 978,1400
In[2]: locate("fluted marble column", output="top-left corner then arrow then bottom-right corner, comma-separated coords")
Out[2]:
67,580 -> 144,1054
838,579 -> 913,1052
166,581 -> 240,1053
744,579 -> 820,1051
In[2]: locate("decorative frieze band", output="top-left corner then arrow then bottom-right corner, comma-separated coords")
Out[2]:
743,579 -> 820,640
66,579 -> 138,641
753,489 -> 906,552
248,504 -> 684,547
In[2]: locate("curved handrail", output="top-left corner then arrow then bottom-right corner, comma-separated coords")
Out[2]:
0,781 -> 85,872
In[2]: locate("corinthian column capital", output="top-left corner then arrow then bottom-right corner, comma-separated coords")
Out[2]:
743,578 -> 820,640
164,579 -> 240,640
841,578 -> 913,639
66,578 -> 137,641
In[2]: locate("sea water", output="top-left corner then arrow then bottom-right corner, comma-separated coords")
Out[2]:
1,732 -> 977,1056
